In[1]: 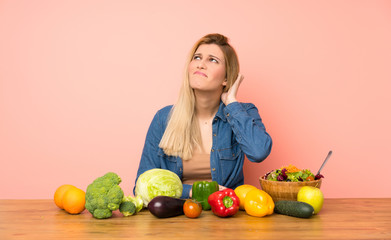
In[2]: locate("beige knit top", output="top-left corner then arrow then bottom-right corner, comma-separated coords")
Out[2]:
182,152 -> 212,185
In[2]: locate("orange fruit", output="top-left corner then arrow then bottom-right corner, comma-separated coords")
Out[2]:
62,187 -> 86,214
234,184 -> 258,210
54,184 -> 77,209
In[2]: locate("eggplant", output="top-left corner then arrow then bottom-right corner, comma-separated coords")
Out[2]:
147,196 -> 186,218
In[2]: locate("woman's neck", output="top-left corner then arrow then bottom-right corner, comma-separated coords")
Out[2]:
194,91 -> 221,120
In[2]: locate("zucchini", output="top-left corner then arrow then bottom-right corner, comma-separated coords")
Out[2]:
274,200 -> 314,218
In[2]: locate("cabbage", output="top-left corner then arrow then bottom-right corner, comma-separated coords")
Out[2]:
135,168 -> 183,206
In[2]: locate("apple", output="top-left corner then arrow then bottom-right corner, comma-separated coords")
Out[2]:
297,186 -> 324,214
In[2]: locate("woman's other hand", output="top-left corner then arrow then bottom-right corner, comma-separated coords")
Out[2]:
221,73 -> 244,105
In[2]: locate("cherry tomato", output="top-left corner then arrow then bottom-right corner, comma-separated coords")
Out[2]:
306,175 -> 315,181
183,199 -> 202,218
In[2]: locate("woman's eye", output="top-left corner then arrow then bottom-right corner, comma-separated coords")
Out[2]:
209,58 -> 218,63
193,55 -> 201,60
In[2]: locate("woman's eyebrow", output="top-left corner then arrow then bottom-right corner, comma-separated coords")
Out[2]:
209,54 -> 221,61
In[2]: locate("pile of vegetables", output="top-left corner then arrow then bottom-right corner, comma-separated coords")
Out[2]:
82,168 -> 323,220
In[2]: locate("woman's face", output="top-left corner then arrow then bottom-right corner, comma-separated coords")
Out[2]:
188,44 -> 227,93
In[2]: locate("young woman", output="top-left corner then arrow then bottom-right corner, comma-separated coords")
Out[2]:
135,33 -> 272,198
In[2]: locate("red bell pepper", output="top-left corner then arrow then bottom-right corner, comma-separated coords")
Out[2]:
207,188 -> 240,217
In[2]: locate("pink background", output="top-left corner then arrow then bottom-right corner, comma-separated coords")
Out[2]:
1,1 -> 390,199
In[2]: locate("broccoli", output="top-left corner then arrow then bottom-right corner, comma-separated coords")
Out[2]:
119,199 -> 136,216
130,195 -> 144,213
85,172 -> 124,219
122,195 -> 144,215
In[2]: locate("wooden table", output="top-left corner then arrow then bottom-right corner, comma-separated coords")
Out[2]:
0,199 -> 390,239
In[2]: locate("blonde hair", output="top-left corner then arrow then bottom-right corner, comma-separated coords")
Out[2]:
159,33 -> 240,160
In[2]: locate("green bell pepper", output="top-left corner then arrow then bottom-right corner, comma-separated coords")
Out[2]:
191,181 -> 219,210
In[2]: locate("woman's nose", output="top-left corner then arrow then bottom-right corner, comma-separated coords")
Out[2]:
197,59 -> 206,69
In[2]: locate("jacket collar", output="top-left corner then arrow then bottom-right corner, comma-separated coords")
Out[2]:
215,101 -> 227,122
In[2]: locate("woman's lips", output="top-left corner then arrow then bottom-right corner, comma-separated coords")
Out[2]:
194,71 -> 207,77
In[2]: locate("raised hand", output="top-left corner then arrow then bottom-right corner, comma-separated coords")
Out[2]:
221,73 -> 244,105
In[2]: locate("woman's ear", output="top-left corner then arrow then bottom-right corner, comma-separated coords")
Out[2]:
222,79 -> 227,86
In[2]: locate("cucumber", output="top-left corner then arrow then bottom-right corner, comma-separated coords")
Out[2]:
274,200 -> 314,218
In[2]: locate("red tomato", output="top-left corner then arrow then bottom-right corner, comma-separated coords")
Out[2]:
183,199 -> 202,218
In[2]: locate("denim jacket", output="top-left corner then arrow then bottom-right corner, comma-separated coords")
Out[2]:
135,101 -> 272,199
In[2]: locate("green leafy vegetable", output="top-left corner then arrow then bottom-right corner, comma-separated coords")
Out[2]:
135,169 -> 183,207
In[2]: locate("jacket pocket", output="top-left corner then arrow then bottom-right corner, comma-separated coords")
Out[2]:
217,144 -> 242,183
217,143 -> 242,160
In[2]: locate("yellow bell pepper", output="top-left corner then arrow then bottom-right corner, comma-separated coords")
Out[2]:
244,188 -> 274,217
234,184 -> 258,210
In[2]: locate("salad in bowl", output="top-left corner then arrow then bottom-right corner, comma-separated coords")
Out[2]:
264,165 -> 324,182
